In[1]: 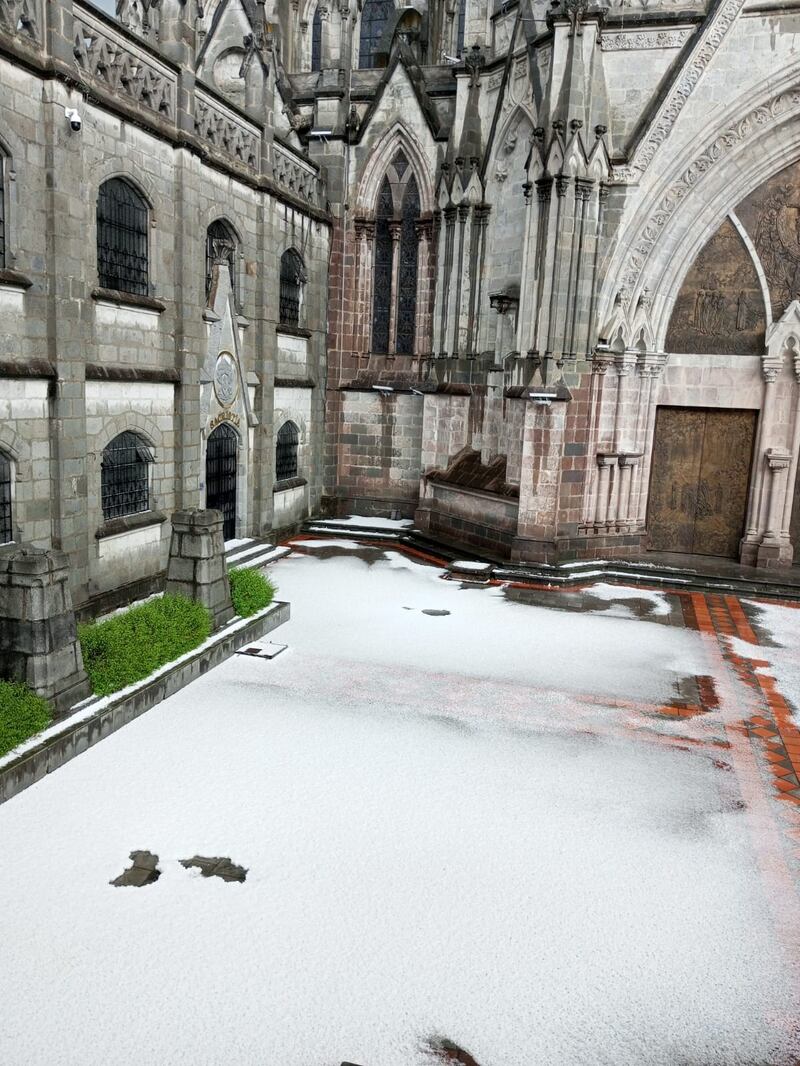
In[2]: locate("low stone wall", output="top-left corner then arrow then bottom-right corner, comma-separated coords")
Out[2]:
415,480 -> 519,560
0,600 -> 290,806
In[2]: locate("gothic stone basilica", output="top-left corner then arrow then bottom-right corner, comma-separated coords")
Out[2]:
2,0 -> 800,612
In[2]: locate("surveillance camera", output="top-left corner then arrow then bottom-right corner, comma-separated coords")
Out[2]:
65,108 -> 82,132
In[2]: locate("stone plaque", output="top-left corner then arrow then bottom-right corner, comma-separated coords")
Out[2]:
213,351 -> 238,407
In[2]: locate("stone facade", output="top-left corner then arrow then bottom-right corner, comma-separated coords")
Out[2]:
3,0 -> 800,598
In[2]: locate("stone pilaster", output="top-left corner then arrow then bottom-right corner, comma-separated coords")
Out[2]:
164,509 -> 234,629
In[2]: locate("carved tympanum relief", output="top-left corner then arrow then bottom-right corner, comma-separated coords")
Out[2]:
665,159 -> 800,354
665,218 -> 764,354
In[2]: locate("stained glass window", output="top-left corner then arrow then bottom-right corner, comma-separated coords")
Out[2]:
396,175 -> 420,355
359,0 -> 393,69
456,0 -> 466,56
371,178 -> 393,354
311,6 -> 322,71
0,157 -> 5,268
97,178 -> 149,295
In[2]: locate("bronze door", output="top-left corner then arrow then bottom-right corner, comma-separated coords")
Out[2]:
647,407 -> 757,558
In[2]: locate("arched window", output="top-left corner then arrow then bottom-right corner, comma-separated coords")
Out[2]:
276,421 -> 299,481
396,175 -> 420,354
311,5 -> 323,71
359,0 -> 393,69
101,431 -> 154,521
370,151 -> 422,355
0,450 -> 12,544
280,248 -> 306,327
0,155 -> 6,268
205,219 -> 237,303
97,178 -> 149,296
456,0 -> 466,56
371,178 -> 393,355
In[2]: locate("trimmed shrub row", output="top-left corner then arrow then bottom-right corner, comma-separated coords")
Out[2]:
229,567 -> 276,617
79,594 -> 212,697
0,681 -> 52,758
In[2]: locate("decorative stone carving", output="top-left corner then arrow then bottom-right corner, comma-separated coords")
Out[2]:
621,0 -> 747,179
213,352 -> 238,407
600,28 -> 693,52
0,0 -> 38,42
621,81 -> 800,294
73,12 -> 175,119
272,144 -> 321,206
195,92 -> 259,169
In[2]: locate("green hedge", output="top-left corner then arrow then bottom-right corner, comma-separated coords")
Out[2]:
229,567 -> 276,618
0,681 -> 52,758
79,594 -> 212,696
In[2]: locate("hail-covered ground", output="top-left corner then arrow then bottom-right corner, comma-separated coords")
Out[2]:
1,543 -> 799,1066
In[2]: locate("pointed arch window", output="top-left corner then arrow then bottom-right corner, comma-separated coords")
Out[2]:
359,0 -> 393,69
280,248 -> 307,327
205,219 -> 238,303
276,421 -> 300,481
370,151 -> 421,355
0,450 -> 12,545
456,0 -> 466,56
97,178 -> 149,296
311,5 -> 322,71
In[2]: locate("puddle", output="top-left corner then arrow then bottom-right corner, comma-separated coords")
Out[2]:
179,855 -> 247,882
110,850 -> 161,887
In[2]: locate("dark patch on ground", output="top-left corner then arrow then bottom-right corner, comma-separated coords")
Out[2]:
503,585 -> 681,625
179,855 -> 247,882
110,850 -> 161,887
422,608 -> 451,616
425,1037 -> 481,1065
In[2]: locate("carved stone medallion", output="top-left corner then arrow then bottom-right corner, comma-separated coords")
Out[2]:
214,351 -> 238,407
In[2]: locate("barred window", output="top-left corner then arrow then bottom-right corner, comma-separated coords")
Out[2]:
280,248 -> 306,327
359,0 -> 393,68
101,431 -> 154,521
0,156 -> 5,268
311,5 -> 322,71
97,178 -> 149,296
276,421 -> 299,481
456,0 -> 466,56
205,219 -> 237,303
0,450 -> 12,545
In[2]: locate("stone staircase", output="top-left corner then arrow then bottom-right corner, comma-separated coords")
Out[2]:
224,538 -> 291,572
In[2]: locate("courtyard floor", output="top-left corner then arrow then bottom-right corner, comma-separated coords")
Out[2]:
2,542 -> 800,1065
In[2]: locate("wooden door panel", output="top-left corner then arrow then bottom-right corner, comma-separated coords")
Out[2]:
647,408 -> 705,553
694,410 -> 756,557
647,407 -> 756,559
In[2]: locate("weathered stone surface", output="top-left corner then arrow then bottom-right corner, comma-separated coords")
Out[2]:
165,509 -> 234,629
179,855 -> 247,882
110,850 -> 161,887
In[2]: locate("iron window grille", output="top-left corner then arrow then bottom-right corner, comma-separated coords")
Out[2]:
311,5 -> 322,71
0,157 -> 5,268
276,421 -> 299,481
101,431 -> 154,521
206,423 -> 238,540
0,451 -> 12,544
280,248 -> 306,327
97,178 -> 149,296
359,0 -> 393,68
205,220 -> 237,303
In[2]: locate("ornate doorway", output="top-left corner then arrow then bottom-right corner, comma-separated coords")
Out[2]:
206,423 -> 238,540
647,407 -> 757,558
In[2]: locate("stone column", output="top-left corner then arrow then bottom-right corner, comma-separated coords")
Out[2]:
0,546 -> 91,717
595,454 -> 615,529
388,220 -> 402,357
757,449 -> 794,567
165,509 -> 234,629
741,353 -> 783,565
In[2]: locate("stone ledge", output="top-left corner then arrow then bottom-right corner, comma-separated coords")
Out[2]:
95,510 -> 167,540
91,287 -> 166,313
276,324 -> 313,339
0,600 -> 290,806
0,268 -> 33,289
274,377 -> 316,389
86,363 -> 180,384
274,477 -> 308,493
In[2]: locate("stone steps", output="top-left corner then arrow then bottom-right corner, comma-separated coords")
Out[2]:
225,538 -> 291,571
